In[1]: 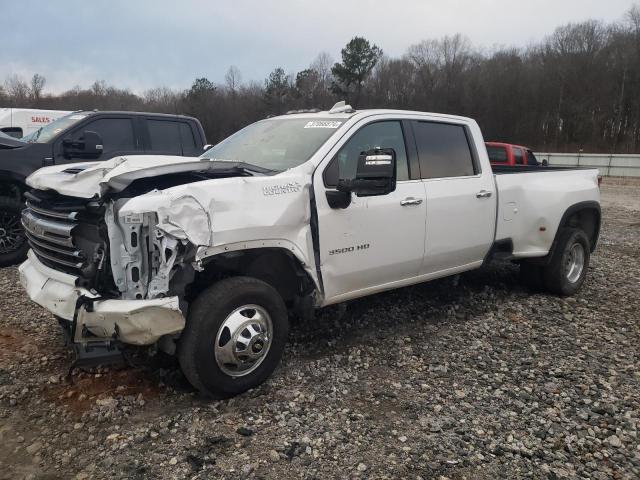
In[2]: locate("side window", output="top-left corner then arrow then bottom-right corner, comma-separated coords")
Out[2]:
179,123 -> 197,154
526,150 -> 538,166
413,121 -> 476,179
486,145 -> 508,163
1,127 -> 23,138
513,148 -> 524,165
148,120 -> 181,155
324,121 -> 409,187
74,118 -> 135,156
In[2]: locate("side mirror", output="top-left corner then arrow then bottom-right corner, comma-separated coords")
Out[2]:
325,148 -> 397,209
63,130 -> 104,159
541,159 -> 548,167
339,148 -> 397,197
203,144 -> 213,151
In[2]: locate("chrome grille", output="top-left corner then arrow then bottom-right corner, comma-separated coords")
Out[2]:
22,202 -> 84,270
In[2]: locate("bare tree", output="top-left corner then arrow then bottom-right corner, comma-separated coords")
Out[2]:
224,66 -> 243,93
626,3 -> 640,34
304,52 -> 336,108
4,75 -> 30,104
91,80 -> 107,97
30,74 -> 46,101
311,52 -> 333,88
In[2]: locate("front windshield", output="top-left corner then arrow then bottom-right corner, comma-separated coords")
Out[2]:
21,113 -> 89,143
200,118 -> 344,171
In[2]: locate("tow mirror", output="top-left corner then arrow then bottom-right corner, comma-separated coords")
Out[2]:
326,148 -> 397,209
63,130 -> 103,159
339,148 -> 397,197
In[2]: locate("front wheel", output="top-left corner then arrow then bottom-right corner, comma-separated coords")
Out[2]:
0,196 -> 28,267
178,276 -> 289,398
542,228 -> 591,296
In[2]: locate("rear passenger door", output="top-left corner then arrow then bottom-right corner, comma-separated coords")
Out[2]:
145,119 -> 199,156
411,120 -> 496,275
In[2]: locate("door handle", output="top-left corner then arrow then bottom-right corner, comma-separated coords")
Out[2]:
476,190 -> 493,198
400,197 -> 423,206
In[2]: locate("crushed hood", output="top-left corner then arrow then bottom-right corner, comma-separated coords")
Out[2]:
26,155 -> 229,198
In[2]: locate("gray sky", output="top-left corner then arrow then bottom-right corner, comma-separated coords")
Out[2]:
1,0 -> 636,93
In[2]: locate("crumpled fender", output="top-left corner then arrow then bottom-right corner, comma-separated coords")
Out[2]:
117,165 -> 320,290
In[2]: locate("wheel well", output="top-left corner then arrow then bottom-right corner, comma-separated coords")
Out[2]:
561,207 -> 600,252
189,248 -> 317,309
0,179 -> 26,201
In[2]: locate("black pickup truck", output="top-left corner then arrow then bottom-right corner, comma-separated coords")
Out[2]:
0,111 -> 207,266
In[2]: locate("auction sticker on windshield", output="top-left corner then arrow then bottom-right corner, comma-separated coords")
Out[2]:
304,121 -> 342,129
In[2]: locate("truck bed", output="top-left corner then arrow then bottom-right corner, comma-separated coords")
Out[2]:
493,167 -> 600,258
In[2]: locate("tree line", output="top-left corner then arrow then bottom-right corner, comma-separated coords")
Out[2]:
3,4 -> 640,153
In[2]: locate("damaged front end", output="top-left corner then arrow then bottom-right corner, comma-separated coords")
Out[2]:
18,187 -> 195,363
20,155 -> 321,374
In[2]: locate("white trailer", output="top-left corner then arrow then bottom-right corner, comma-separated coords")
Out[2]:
0,108 -> 71,138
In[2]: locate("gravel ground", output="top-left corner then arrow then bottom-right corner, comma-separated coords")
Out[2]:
1,179 -> 639,480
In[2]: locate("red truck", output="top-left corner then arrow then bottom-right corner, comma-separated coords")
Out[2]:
485,142 -> 547,167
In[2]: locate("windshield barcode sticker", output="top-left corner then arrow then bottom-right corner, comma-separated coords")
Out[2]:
304,121 -> 342,129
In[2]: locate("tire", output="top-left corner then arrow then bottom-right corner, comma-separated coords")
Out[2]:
542,228 -> 590,296
519,261 -> 544,291
178,276 -> 289,398
0,196 -> 28,268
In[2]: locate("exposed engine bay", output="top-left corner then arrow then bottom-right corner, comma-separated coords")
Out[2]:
23,170 -> 250,306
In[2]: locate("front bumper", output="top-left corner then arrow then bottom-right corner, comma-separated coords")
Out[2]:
19,250 -> 185,345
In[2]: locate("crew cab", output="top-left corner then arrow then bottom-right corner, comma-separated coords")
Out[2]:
0,111 -> 206,266
18,103 -> 600,398
486,141 -> 545,167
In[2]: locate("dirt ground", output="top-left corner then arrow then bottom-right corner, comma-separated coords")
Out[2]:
0,178 -> 639,479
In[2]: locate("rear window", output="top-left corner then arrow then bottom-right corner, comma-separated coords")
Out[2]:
486,145 -> 508,163
413,121 -> 476,179
180,123 -> 197,154
148,120 -> 182,155
513,148 -> 524,165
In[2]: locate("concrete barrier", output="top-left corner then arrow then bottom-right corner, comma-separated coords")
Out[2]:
535,153 -> 640,177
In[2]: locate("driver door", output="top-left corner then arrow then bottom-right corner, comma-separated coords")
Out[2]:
54,117 -> 140,164
314,119 -> 427,303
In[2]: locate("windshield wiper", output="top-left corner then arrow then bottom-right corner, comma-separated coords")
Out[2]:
25,127 -> 43,143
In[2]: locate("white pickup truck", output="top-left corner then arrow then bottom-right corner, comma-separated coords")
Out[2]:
19,103 -> 601,398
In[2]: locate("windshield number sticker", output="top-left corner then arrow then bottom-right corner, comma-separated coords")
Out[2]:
263,182 -> 302,196
304,121 -> 342,129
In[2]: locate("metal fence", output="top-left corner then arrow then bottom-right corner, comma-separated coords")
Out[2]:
535,153 -> 640,177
